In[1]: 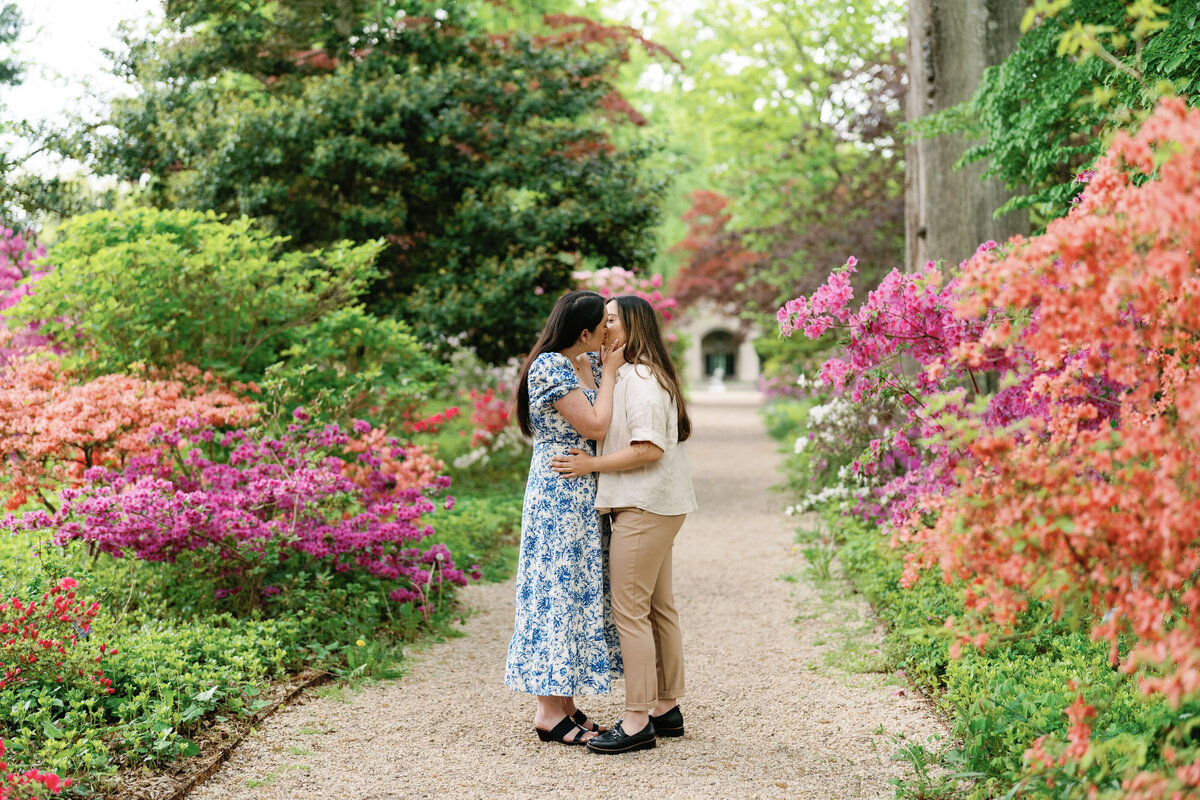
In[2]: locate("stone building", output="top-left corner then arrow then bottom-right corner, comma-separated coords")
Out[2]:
674,301 -> 761,389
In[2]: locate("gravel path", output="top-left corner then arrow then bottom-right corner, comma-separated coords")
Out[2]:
190,392 -> 946,800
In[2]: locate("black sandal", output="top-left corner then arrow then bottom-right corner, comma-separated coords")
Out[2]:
570,710 -> 607,734
535,716 -> 589,746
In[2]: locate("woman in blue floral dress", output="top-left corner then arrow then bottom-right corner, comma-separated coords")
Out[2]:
505,290 -> 625,746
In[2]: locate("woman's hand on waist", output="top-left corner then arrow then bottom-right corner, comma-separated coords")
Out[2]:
551,448 -> 596,479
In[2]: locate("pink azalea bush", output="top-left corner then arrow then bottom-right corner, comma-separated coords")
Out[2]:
777,253 -> 984,526
5,414 -> 476,614
776,241 -> 1124,529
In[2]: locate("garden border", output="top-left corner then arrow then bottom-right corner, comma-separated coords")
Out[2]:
158,669 -> 332,800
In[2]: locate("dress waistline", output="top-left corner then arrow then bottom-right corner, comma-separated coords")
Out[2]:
533,439 -> 593,449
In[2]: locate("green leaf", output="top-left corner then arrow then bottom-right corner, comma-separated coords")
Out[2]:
41,718 -> 63,740
1053,517 -> 1076,533
193,684 -> 220,703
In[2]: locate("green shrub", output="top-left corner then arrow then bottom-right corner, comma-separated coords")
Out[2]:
433,492 -> 523,584
16,207 -> 443,416
761,399 -> 813,442
835,516 -> 958,691
102,614 -> 298,767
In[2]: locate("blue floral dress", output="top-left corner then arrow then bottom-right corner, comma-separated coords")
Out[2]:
505,352 -> 622,696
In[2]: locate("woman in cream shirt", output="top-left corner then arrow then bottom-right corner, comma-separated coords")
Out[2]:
552,294 -> 697,754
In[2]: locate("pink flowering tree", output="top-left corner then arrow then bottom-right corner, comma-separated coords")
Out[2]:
572,266 -> 678,324
0,228 -> 53,364
572,266 -> 687,367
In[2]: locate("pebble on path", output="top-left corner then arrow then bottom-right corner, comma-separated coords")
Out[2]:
188,391 -> 946,800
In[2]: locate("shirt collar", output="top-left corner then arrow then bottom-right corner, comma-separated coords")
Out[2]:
615,362 -> 634,380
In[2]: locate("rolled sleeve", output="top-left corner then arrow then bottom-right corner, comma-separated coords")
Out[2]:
624,374 -> 669,452
595,362 -> 696,516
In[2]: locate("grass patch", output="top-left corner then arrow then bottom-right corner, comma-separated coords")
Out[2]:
312,685 -> 351,703
246,770 -> 280,788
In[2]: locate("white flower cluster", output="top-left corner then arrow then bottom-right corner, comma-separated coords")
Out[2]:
793,435 -> 808,454
807,396 -> 858,427
785,485 -> 864,515
443,339 -> 522,395
452,425 -> 528,471
452,447 -> 489,470
805,397 -> 861,447
836,463 -> 871,487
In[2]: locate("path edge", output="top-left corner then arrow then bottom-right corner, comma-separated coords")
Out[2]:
167,669 -> 333,800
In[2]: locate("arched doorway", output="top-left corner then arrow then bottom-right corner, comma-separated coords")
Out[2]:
701,329 -> 737,380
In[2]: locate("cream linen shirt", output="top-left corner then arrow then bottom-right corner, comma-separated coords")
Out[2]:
594,363 -> 698,516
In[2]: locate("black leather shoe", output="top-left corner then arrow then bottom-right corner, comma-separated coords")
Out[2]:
649,705 -> 684,737
586,720 -> 656,754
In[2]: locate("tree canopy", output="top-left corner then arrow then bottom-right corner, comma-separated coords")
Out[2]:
622,0 -> 906,316
919,0 -> 1200,224
80,0 -> 671,362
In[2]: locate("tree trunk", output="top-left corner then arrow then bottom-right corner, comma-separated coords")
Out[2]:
906,0 -> 1027,271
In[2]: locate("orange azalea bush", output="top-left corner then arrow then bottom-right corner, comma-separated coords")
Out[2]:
903,98 -> 1200,793
339,422 -> 445,495
0,351 -> 258,510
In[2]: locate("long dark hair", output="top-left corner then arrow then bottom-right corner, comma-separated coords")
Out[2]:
614,295 -> 692,443
514,290 -> 606,438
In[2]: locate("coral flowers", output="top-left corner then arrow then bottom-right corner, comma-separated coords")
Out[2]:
778,97 -> 1200,793
0,356 -> 258,510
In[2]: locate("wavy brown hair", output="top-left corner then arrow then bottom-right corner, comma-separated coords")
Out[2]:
613,295 -> 691,443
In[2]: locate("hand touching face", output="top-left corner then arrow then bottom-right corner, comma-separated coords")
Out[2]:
604,299 -> 626,349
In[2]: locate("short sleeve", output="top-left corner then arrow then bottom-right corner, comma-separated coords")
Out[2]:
624,367 -> 670,451
528,352 -> 580,408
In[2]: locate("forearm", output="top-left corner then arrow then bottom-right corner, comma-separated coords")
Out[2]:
589,373 -> 616,432
590,442 -> 662,473
554,363 -> 619,439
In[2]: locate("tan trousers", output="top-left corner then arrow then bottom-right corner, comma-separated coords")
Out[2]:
609,507 -> 686,712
